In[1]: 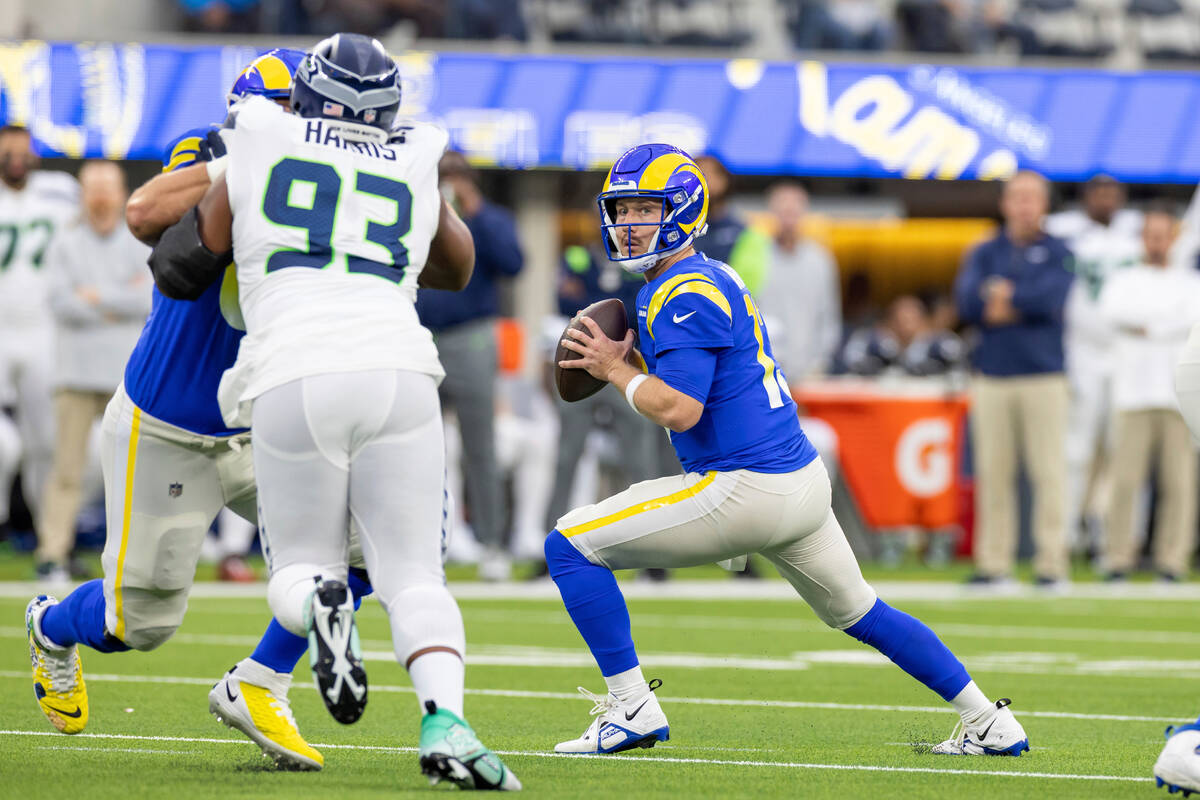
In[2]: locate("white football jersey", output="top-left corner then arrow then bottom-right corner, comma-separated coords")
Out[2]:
0,170 -> 80,329
1045,208 -> 1143,360
218,96 -> 447,427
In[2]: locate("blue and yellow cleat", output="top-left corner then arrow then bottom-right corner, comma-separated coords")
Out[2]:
554,680 -> 670,755
1155,723 -> 1200,797
931,698 -> 1029,756
419,701 -> 522,790
26,595 -> 88,734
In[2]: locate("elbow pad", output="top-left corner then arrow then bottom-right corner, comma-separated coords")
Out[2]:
148,206 -> 232,301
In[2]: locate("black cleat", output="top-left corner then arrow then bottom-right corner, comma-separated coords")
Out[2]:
306,579 -> 367,724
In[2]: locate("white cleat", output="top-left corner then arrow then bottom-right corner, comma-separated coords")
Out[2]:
208,660 -> 323,771
1154,723 -> 1200,796
931,698 -> 1030,756
554,679 -> 669,755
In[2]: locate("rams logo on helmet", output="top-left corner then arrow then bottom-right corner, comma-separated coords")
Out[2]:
598,143 -> 709,274
227,48 -> 306,107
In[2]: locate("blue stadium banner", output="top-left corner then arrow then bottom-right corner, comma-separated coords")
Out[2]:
3,41 -> 1199,183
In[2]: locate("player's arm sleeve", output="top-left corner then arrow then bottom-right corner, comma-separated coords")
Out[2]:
653,346 -> 717,404
1010,249 -> 1074,321
147,206 -> 232,301
647,278 -> 735,356
954,244 -> 987,325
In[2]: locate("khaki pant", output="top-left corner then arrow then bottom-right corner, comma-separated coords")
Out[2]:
971,373 -> 1069,579
1105,408 -> 1198,576
36,389 -> 112,566
556,458 -> 877,630
100,385 -> 255,650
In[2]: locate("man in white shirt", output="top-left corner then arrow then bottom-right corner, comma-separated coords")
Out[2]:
36,161 -> 150,582
754,181 -> 841,381
1099,204 -> 1200,581
0,126 -> 80,534
1045,175 -> 1143,558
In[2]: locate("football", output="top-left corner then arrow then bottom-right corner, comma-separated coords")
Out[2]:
554,297 -> 630,402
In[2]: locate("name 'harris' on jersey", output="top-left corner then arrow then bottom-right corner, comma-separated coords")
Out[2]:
218,95 -> 447,427
637,252 -> 818,474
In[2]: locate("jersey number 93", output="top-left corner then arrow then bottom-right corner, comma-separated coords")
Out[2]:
261,156 -> 412,282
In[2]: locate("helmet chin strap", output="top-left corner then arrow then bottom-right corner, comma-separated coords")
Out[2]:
619,250 -> 661,275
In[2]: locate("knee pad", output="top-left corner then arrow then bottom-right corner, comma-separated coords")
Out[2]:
267,564 -> 328,637
544,530 -> 589,578
116,586 -> 188,651
386,583 -> 465,665
823,583 -> 878,631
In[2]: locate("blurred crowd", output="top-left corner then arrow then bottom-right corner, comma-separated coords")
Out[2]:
2,121 -> 1199,586
172,0 -> 1200,62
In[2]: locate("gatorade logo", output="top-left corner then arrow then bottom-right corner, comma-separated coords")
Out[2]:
894,418 -> 952,498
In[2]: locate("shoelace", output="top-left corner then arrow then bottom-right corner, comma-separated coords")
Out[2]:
44,649 -> 78,693
941,719 -> 967,751
33,616 -> 79,692
576,686 -> 614,718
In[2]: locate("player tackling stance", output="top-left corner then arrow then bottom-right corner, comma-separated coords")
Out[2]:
550,143 -> 1030,758
22,50 -> 348,770
146,33 -> 517,790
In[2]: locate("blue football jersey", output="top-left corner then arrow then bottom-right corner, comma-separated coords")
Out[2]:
122,127 -> 247,436
636,253 -> 818,474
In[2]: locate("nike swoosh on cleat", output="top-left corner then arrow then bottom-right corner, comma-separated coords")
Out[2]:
625,699 -> 651,721
225,683 -> 238,704
672,311 -> 697,323
977,718 -> 997,741
43,703 -> 82,718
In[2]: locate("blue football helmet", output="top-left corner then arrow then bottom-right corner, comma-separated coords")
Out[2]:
227,48 -> 306,107
291,33 -> 401,132
598,143 -> 710,274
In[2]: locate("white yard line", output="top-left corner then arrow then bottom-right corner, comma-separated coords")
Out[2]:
0,670 -> 1188,723
459,607 -> 1200,646
37,745 -> 202,755
0,729 -> 1152,782
2,624 -> 1194,679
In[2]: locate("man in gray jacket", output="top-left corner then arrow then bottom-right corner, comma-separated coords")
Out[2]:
35,161 -> 150,582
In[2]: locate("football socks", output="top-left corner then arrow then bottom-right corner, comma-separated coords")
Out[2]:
39,579 -> 130,653
545,530 -> 639,677
409,650 -> 465,717
844,597 -> 970,702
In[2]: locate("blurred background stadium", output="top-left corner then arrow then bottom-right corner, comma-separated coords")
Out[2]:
6,3 -> 1200,797
5,0 -> 1200,587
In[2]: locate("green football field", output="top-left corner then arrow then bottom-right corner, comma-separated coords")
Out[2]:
0,572 -> 1195,799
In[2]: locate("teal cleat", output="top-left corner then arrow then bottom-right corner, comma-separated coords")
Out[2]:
419,701 -> 521,791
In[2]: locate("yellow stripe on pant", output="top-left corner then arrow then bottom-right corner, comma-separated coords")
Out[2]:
561,471 -> 717,538
112,407 -> 141,641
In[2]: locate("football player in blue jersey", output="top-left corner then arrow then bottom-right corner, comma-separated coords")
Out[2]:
22,48 -> 356,771
548,143 -> 1031,758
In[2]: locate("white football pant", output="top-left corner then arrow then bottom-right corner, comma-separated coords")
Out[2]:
252,369 -> 464,666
